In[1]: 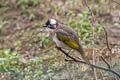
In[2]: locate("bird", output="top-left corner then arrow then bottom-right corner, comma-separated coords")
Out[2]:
43,18 -> 90,64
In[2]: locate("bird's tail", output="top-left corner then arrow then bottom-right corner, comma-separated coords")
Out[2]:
77,46 -> 90,65
80,53 -> 90,65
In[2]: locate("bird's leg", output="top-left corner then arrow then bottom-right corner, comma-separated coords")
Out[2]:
55,46 -> 71,54
67,49 -> 72,54
55,46 -> 72,61
65,49 -> 72,61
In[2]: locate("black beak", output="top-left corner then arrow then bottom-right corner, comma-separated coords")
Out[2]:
42,24 -> 47,27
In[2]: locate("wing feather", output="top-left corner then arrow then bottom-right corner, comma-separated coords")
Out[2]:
56,29 -> 80,49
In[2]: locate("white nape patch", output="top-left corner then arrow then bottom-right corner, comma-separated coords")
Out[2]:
49,18 -> 56,25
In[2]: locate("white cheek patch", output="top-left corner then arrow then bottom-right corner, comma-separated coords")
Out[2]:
49,19 -> 56,25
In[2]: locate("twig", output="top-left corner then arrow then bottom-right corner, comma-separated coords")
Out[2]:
104,0 -> 120,54
56,47 -> 120,78
83,0 -> 96,22
103,26 -> 113,66
83,0 -> 97,79
101,56 -> 111,69
56,47 -> 79,62
99,71 -> 104,80
111,0 -> 120,5
103,27 -> 112,53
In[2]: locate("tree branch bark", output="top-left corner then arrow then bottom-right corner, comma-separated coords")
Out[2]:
56,47 -> 120,78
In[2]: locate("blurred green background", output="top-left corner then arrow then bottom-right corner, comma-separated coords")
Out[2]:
0,0 -> 120,80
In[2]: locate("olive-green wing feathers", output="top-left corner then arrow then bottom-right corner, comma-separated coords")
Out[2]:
56,29 -> 80,49
56,28 -> 90,64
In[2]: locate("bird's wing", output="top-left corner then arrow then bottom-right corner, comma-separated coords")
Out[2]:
56,29 -> 80,49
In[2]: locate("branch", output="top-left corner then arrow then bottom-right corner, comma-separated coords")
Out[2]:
80,0 -> 120,78
111,0 -> 120,5
103,26 -> 113,66
56,47 -> 120,78
83,0 -> 96,22
101,56 -> 111,69
82,0 -> 97,79
103,27 -> 112,53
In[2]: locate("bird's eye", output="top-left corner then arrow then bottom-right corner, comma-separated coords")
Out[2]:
48,25 -> 55,29
47,25 -> 51,28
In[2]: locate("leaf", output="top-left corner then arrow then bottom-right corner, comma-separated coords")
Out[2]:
19,58 -> 27,63
81,64 -> 87,72
0,21 -> 8,29
0,50 -> 3,54
47,69 -> 54,77
0,58 -> 7,61
34,71 -> 43,78
4,49 -> 10,55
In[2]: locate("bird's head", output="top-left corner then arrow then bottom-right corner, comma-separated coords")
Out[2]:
43,18 -> 57,32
